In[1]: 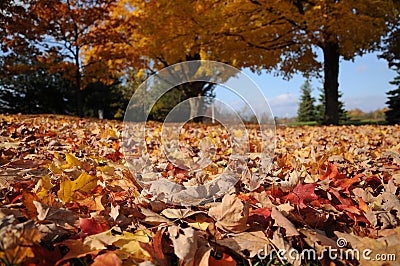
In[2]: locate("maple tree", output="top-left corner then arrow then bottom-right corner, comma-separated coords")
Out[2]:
316,86 -> 348,124
85,0 -> 227,118
0,58 -> 75,114
89,0 -> 227,70
1,0 -> 117,116
0,1 -> 36,59
88,0 -> 399,125
220,0 -> 400,125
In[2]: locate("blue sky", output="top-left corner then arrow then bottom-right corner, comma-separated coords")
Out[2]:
215,52 -> 397,118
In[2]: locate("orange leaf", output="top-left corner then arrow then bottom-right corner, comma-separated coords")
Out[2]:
319,163 -> 346,181
358,197 -> 369,213
92,252 -> 122,266
209,253 -> 237,266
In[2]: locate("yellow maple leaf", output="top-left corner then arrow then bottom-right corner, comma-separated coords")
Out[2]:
65,152 -> 82,168
48,162 -> 63,174
113,230 -> 150,260
58,172 -> 98,203
72,172 -> 98,193
35,175 -> 54,205
58,177 -> 74,203
187,220 -> 210,231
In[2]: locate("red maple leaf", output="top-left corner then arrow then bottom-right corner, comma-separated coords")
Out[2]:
250,207 -> 271,217
265,184 -> 285,199
105,150 -> 124,162
284,183 -> 319,208
79,217 -> 109,237
345,212 -> 370,224
164,162 -> 189,182
333,173 -> 363,194
327,188 -> 369,223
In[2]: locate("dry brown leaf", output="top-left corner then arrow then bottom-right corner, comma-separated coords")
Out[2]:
55,239 -> 98,266
271,207 -> 299,237
140,208 -> 171,225
250,190 -> 273,208
83,228 -> 121,250
270,231 -> 301,266
33,201 -> 76,226
0,221 -> 41,265
168,225 -> 198,266
300,228 -> 338,254
1,115 -> 400,265
161,208 -> 204,220
208,193 -> 249,233
193,244 -> 212,266
217,230 -> 270,258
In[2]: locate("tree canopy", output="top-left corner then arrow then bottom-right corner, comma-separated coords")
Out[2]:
380,13 -> 400,124
1,0 -> 399,122
221,0 -> 399,124
89,0 -> 399,124
1,0 -> 118,115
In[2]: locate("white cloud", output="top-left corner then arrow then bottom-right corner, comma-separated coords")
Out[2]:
268,93 -> 298,106
267,93 -> 298,117
216,93 -> 299,118
355,64 -> 369,73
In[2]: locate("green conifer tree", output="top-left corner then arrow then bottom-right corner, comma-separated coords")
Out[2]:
385,75 -> 400,124
297,81 -> 316,122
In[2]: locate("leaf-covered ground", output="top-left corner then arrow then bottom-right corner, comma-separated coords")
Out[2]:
0,114 -> 399,266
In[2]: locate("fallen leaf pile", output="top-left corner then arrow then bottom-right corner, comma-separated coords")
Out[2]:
0,114 -> 399,265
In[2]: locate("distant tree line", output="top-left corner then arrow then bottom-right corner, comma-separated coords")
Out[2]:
0,56 -> 130,119
347,108 -> 387,121
296,75 -> 399,125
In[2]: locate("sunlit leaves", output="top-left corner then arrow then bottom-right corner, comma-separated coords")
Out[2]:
1,0 -> 118,93
1,115 -> 400,265
58,172 -> 98,203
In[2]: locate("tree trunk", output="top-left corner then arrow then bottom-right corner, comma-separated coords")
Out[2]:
322,43 -> 340,125
70,1 -> 83,118
75,64 -> 83,117
76,85 -> 83,117
74,46 -> 83,117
